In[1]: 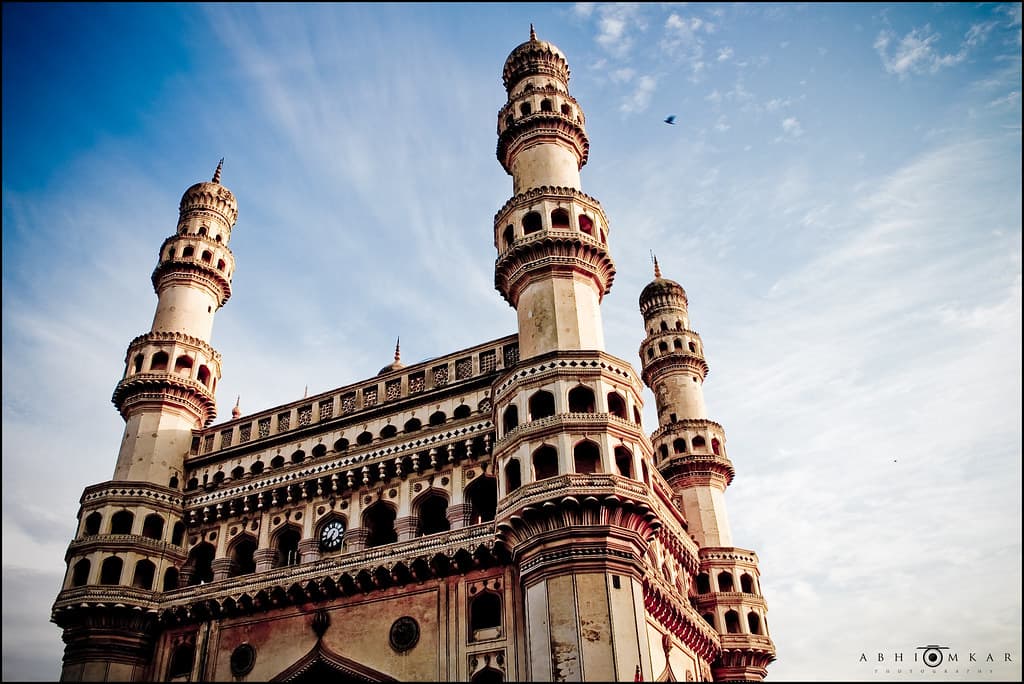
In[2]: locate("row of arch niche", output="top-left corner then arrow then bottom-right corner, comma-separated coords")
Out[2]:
645,337 -> 699,359
82,510 -> 185,545
503,442 -> 645,494
131,350 -> 214,387
695,571 -> 759,595
701,609 -> 766,636
502,387 -> 640,434
165,244 -> 231,276
68,556 -> 180,592
178,477 -> 498,584
501,208 -> 605,250
657,435 -> 721,457
179,223 -> 226,244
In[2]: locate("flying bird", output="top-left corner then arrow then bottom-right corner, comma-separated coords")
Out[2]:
664,115 -> 676,125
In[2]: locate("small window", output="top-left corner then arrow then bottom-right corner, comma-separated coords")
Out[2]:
725,610 -> 741,634
429,411 -> 446,426
741,574 -> 755,594
466,476 -> 497,524
142,514 -> 164,541
163,567 -> 179,591
357,431 -> 373,445
404,418 -> 422,433
84,512 -> 102,536
502,225 -> 514,249
696,573 -> 711,594
229,537 -> 257,577
573,440 -> 601,474
132,559 -> 156,590
174,355 -> 194,375
551,208 -> 570,228
614,447 -> 633,478
533,445 -> 559,480
505,459 -> 522,493
502,404 -> 519,433
312,444 -> 327,458
568,385 -> 595,413
271,455 -> 285,469
150,352 -> 169,372
71,559 -> 91,587
692,436 -> 706,449
250,460 -> 264,475
100,556 -> 124,585
673,438 -> 686,454
275,527 -> 302,568
560,103 -> 571,116
712,438 -> 721,455
364,502 -> 397,548
231,466 -> 245,479
186,543 -> 215,585
469,591 -> 502,641
110,511 -> 134,535
607,392 -> 627,419
133,354 -> 144,373
168,643 -> 196,679
528,390 -> 555,420
201,250 -> 212,263
453,404 -> 472,419
540,99 -> 553,112
523,211 -> 542,235
380,425 -> 397,440
718,571 -> 734,592
334,438 -> 350,452
520,102 -> 532,116
182,246 -> 194,258
171,522 -> 185,546
417,493 -> 450,536
748,612 -> 761,635
578,214 -> 594,236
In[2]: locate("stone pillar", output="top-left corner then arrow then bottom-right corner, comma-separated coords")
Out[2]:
344,528 -> 368,552
447,503 -> 472,530
299,539 -> 320,564
211,557 -> 233,581
396,516 -> 419,541
254,548 -> 276,573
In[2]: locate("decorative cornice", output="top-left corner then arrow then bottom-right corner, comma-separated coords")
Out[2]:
494,234 -> 615,306
641,352 -> 710,387
497,115 -> 589,174
112,373 -> 216,426
124,330 -> 222,365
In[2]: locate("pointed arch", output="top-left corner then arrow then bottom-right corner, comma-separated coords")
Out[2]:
229,535 -> 258,577
270,641 -> 397,682
363,501 -> 397,548
465,475 -> 497,523
533,444 -> 559,480
274,525 -> 302,568
414,489 -> 450,537
573,439 -> 601,474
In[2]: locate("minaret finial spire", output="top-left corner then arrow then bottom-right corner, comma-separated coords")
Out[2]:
394,337 -> 401,363
530,24 -> 536,41
212,158 -> 224,184
652,251 -> 661,278
232,396 -> 241,419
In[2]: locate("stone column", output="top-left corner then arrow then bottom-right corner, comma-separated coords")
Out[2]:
396,516 -> 419,541
344,528 -> 368,552
299,539 -> 320,564
211,557 -> 233,581
447,503 -> 472,530
254,549 -> 276,573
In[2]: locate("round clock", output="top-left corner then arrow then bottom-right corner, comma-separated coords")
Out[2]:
319,520 -> 345,551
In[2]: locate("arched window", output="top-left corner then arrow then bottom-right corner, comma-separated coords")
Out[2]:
689,341 -> 697,352
741,573 -> 755,594
560,103 -> 571,116
614,447 -> 633,478
132,559 -> 156,590
523,211 -> 542,235
661,321 -> 669,332
404,417 -> 422,433
502,404 -> 519,433
100,556 -> 123,585
633,406 -> 643,424
712,438 -> 721,455
364,502 -> 397,548
696,573 -> 711,594
270,455 -> 285,469
540,98 -> 553,112
429,411 -> 446,426
380,425 -> 398,439
182,246 -> 194,258
214,234 -> 222,242
646,347 -> 654,359
725,610 -> 741,634
84,512 -> 102,536
201,250 -> 212,263
110,511 -> 134,535
505,459 -> 522,493
469,591 -> 502,641
573,440 -> 601,474
674,338 -> 683,350
673,438 -> 686,454
658,444 -> 669,459
71,559 -> 91,587
229,537 -> 257,577
466,476 -> 497,524
658,341 -> 668,353
528,390 -> 555,420
334,438 -> 350,452
454,404 -> 472,420
533,445 -> 559,481
505,115 -> 514,128
417,493 -> 450,536
217,259 -> 226,271
519,102 -> 532,116
168,643 -> 195,680
169,475 -> 179,489
198,226 -> 208,237
197,365 -> 211,386
551,208 -> 570,229
579,214 -> 594,236
250,460 -> 264,475
607,392 -> 627,419
171,522 -> 185,546
150,351 -> 169,371
275,527 -> 301,567
357,431 -> 373,445
702,613 -> 715,629
502,225 -> 514,249
133,354 -> 144,373
312,444 -> 327,459
167,247 -> 175,259
142,514 -> 164,541
748,612 -> 761,634
692,435 -> 706,449
568,385 -> 595,413
185,477 -> 199,491
163,567 -> 179,591
676,320 -> 683,330
291,450 -> 306,464
212,471 -> 225,485
717,571 -> 734,592
174,355 -> 193,375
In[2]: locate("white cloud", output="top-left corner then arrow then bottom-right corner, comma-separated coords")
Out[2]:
714,115 -> 730,132
620,74 -> 657,114
590,3 -> 647,57
874,20 -> 997,79
781,116 -> 803,137
610,67 -> 635,84
989,90 -> 1021,107
717,46 -> 733,61
661,12 -> 713,79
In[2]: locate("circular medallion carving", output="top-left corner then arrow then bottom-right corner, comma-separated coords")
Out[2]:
388,489 -> 397,498
230,643 -> 256,676
389,616 -> 420,652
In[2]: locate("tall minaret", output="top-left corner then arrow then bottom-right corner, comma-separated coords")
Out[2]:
52,163 -> 238,682
493,24 -> 615,359
492,30 -> 660,682
638,259 -> 776,681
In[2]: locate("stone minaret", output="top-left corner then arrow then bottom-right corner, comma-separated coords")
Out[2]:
52,163 -> 238,681
638,258 -> 776,680
492,29 -> 659,681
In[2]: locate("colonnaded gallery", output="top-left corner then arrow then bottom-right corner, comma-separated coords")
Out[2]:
52,29 -> 776,682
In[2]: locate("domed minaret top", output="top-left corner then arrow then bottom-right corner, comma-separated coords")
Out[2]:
640,254 -> 689,317
502,25 -> 571,91
378,337 -> 405,375
178,158 -> 238,229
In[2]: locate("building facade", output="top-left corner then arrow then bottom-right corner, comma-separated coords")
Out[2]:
52,31 -> 776,682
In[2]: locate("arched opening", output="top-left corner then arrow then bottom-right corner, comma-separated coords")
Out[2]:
429,411 -> 446,426
646,347 -> 654,359
168,643 -> 195,680
502,404 -> 519,433
712,438 -> 721,455
674,338 -> 683,350
217,258 -> 226,271
533,445 -> 559,481
212,471 -> 225,485
560,103 -> 571,116
133,354 -> 144,373
659,444 -> 669,459
169,475 -> 179,489
633,406 -> 642,424
505,115 -> 514,128
201,250 -> 212,263
568,385 -> 595,413
519,102 -> 532,116
171,522 -> 185,546
380,425 -> 398,440
551,208 -> 570,229
502,225 -> 514,249
166,247 -> 175,259
689,341 -> 697,352
579,214 -> 594,236
417,493 -> 451,536
469,591 -> 502,641
356,431 -> 373,446
607,392 -> 627,419
741,573 -> 755,594
696,573 -> 711,594
270,455 -> 285,469
150,351 -> 169,371
522,211 -> 542,235
505,459 -> 522,493
229,465 -> 244,480
364,502 -> 397,548
185,477 -> 199,491
404,417 -> 422,433
614,447 -> 633,478
748,612 -> 761,634
472,668 -> 504,684
71,559 -> 91,587
717,571 -> 734,592
291,449 -> 306,464
197,365 -> 211,386
163,567 -> 179,591
454,404 -> 472,419
466,476 -> 498,524
725,610 -> 741,634
312,444 -> 327,459
132,559 -> 156,590
540,98 -> 553,112
229,537 -> 257,577
174,355 -> 193,375
661,321 -> 669,332
99,556 -> 123,585
702,613 -> 715,629
250,460 -> 264,475
198,226 -> 208,237
110,511 -> 134,535
142,514 -> 164,541
658,341 -> 668,353
673,438 -> 686,454
528,390 -> 555,420
275,527 -> 302,568
692,435 -> 706,449
84,512 -> 102,536
573,440 -> 601,474
334,438 -> 350,452
182,246 -> 194,258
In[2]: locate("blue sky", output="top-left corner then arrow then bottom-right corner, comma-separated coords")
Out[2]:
2,3 -> 1021,681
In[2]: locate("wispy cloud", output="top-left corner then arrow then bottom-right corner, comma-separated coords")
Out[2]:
661,12 -> 715,80
781,116 -> 803,137
620,74 -> 657,114
717,46 -> 733,61
875,21 -> 997,78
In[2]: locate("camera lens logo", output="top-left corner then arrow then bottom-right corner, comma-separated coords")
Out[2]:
917,645 -> 950,667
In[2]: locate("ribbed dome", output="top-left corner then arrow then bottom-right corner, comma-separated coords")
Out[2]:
178,160 -> 238,225
639,276 -> 687,303
502,27 -> 570,90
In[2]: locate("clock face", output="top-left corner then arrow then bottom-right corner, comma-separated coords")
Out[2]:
319,520 -> 345,551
